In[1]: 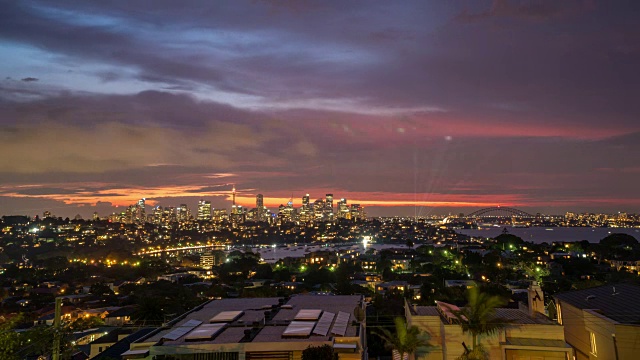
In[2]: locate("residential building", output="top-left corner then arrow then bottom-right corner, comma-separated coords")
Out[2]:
121,295 -> 366,360
554,283 -> 640,360
407,283 -> 573,360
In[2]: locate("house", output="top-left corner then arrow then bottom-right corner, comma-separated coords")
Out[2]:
357,255 -> 378,272
407,283 -> 573,360
120,295 -> 366,360
554,283 -> 640,360
444,280 -> 476,288
304,250 -> 339,267
388,255 -> 412,271
607,259 -> 640,274
104,306 -> 135,326
89,328 -> 138,358
376,280 -> 409,294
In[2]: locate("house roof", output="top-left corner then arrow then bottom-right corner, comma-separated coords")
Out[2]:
554,283 -> 640,324
412,306 -> 556,325
93,328 -> 156,360
105,306 -> 136,318
144,295 -> 362,347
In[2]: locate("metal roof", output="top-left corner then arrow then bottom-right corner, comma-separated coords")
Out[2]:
554,283 -> 640,324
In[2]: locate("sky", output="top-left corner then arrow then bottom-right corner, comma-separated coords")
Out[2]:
0,0 -> 639,218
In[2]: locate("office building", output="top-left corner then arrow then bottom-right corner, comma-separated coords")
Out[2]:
197,200 -> 212,221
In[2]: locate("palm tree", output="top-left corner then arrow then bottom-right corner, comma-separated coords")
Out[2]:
450,287 -> 511,359
376,317 -> 430,360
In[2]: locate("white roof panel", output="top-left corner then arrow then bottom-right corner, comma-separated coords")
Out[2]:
312,311 -> 335,336
330,311 -> 350,336
283,321 -> 316,337
162,319 -> 202,341
294,309 -> 322,321
184,323 -> 227,341
209,310 -> 244,323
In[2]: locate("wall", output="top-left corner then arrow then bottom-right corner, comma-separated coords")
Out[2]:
613,324 -> 640,360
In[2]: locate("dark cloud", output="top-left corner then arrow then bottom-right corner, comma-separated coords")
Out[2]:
0,1 -> 638,216
21,77 -> 38,82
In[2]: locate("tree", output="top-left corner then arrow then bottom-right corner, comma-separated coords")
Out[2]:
376,317 -> 431,360
0,315 -> 22,360
70,316 -> 105,331
301,344 -> 337,360
449,287 -> 511,359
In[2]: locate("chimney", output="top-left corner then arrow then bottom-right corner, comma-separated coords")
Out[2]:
527,281 -> 545,318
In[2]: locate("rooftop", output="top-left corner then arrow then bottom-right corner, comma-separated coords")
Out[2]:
412,306 -> 556,325
144,295 -> 362,347
554,283 -> 640,324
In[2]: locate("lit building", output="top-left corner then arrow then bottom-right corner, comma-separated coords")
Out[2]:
324,194 -> 334,220
554,283 -> 640,360
135,198 -> 146,225
197,200 -> 212,221
299,194 -> 313,222
256,194 -> 265,222
277,201 -> 296,223
212,209 -> 228,222
350,204 -> 365,220
231,205 -> 245,227
337,198 -> 350,219
408,283 -> 573,360
176,204 -> 190,222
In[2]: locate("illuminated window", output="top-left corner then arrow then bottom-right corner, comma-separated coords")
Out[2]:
590,331 -> 597,356
557,303 -> 562,325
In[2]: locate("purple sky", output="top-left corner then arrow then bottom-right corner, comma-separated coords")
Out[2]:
0,0 -> 639,218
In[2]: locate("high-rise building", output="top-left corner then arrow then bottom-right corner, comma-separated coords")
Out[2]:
256,194 -> 265,221
134,198 -> 146,224
176,204 -> 190,222
153,206 -> 163,224
324,194 -> 334,220
197,200 -> 212,221
212,209 -> 228,222
350,204 -> 365,221
337,198 -> 350,219
277,201 -> 296,223
299,194 -> 312,222
313,198 -> 325,221
230,205 -> 245,227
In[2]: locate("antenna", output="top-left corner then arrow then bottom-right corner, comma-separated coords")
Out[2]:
232,185 -> 236,206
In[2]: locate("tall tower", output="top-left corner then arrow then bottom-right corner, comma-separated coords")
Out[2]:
324,194 -> 334,220
135,198 -> 146,224
232,185 -> 236,206
256,194 -> 264,221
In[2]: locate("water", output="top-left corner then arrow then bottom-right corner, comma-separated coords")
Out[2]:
457,226 -> 640,244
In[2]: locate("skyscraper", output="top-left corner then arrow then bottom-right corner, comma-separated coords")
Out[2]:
337,198 -> 349,219
299,193 -> 312,222
177,204 -> 190,222
135,198 -> 146,224
197,200 -> 212,220
256,194 -> 264,221
324,194 -> 334,220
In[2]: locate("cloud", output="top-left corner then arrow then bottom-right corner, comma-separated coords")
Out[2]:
21,77 -> 39,82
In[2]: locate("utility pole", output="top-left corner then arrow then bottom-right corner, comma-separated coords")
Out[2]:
52,297 -> 62,360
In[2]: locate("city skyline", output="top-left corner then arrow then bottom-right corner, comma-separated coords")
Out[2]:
1,1 -> 639,217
